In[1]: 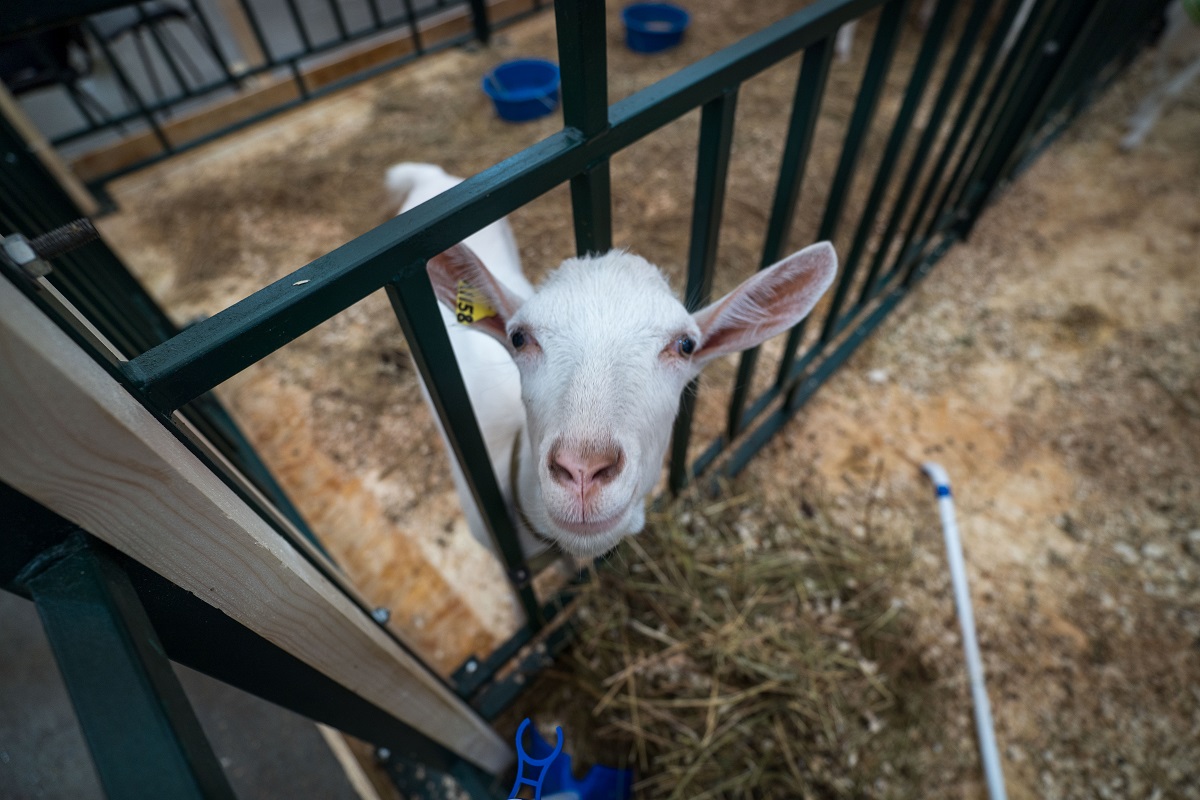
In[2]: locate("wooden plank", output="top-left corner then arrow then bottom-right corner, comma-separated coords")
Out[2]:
304,38 -> 417,91
70,129 -> 165,184
69,0 -> 540,182
0,83 -> 99,216
0,277 -> 512,774
316,725 -> 387,800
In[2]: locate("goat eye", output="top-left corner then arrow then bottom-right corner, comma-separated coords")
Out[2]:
677,336 -> 696,357
510,330 -> 526,349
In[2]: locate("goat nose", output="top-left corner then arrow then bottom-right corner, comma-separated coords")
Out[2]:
548,442 -> 624,498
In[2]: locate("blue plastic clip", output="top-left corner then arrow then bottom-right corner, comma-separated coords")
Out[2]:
508,718 -> 564,800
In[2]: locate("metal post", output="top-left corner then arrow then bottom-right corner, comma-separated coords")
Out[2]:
386,267 -> 543,627
917,0 -> 1064,259
399,0 -> 425,55
668,88 -> 738,494
820,0 -> 957,340
870,0 -> 1027,297
555,0 -> 612,255
15,532 -> 236,800
325,0 -> 351,41
137,4 -> 197,101
84,19 -> 173,153
977,0 -> 1132,208
953,0 -> 1088,239
467,0 -> 492,44
727,35 -> 834,441
282,0 -> 314,52
0,484 -> 486,789
776,0 -> 910,397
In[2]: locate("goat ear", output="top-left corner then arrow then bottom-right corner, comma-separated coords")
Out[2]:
691,241 -> 837,364
426,243 -> 524,344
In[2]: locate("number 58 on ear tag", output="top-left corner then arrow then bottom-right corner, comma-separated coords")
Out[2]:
456,280 -> 497,325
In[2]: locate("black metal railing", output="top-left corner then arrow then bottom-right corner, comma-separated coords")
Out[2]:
2,0 -> 543,187
1,0 -> 1168,795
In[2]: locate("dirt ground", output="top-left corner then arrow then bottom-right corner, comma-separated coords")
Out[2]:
93,1 -> 1198,797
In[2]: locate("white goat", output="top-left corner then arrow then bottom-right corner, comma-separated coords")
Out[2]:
387,163 -> 837,559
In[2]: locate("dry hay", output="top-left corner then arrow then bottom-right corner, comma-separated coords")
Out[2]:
503,485 -> 934,800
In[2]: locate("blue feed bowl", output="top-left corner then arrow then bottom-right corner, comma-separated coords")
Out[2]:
622,3 -> 690,53
482,59 -> 560,122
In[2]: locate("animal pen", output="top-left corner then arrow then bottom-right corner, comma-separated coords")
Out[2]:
0,0 -> 1171,796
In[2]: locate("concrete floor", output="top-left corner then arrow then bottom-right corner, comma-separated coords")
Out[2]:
0,589 -> 362,799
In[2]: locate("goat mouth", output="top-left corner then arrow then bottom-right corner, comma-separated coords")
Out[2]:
547,508 -> 626,537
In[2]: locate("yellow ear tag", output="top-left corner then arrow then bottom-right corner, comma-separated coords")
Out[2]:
455,280 -> 497,325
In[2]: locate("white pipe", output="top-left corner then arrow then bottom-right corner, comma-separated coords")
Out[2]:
921,462 -> 1008,800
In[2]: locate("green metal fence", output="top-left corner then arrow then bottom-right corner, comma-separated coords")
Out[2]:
0,0 -> 1168,795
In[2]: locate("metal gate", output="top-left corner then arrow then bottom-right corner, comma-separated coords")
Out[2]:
3,0 -> 543,188
0,0 -> 1168,796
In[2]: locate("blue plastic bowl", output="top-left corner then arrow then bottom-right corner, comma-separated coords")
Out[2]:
622,3 -> 690,53
482,59 -> 560,122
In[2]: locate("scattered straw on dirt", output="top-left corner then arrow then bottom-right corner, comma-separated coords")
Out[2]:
503,487 -> 931,799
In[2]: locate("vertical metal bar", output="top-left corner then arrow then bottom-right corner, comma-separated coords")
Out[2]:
726,36 -> 834,441
364,0 -> 384,30
56,70 -> 104,132
952,0 -> 1086,241
131,28 -> 169,105
819,0 -> 958,339
775,0 -> 910,390
568,164 -> 613,256
17,533 -> 236,800
27,37 -> 105,133
84,20 -> 173,152
399,0 -> 425,55
236,0 -> 275,65
0,486 -> 472,782
873,0 -> 1027,297
62,83 -> 103,129
185,0 -> 241,87
467,0 -> 492,44
919,0 -> 1063,256
555,0 -> 609,138
386,268 -> 542,627
282,0 -> 315,52
856,0 -> 993,305
668,88 -> 738,494
555,0 -> 612,256
138,3 -> 196,99
327,0 -> 351,41
986,0 -> 1130,194
290,60 -> 310,100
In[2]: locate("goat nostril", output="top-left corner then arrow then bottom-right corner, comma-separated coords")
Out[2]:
548,443 -> 624,490
549,458 -> 574,486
